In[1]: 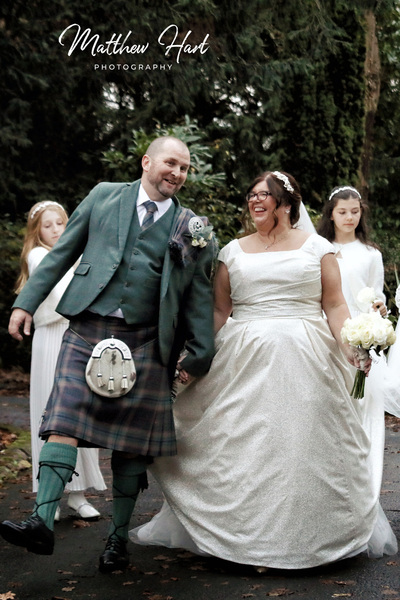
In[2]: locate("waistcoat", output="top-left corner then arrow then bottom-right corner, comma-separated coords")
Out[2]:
88,204 -> 174,325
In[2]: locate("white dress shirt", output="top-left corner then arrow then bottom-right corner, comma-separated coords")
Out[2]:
136,184 -> 172,225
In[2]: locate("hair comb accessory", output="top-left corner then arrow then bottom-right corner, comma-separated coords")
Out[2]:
328,186 -> 361,202
30,201 -> 66,219
272,172 -> 294,193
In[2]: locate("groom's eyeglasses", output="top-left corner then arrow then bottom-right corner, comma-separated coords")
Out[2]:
246,191 -> 273,203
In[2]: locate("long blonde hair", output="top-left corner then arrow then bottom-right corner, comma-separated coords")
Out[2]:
15,201 -> 68,294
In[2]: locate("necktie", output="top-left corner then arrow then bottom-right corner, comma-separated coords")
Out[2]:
141,200 -> 157,230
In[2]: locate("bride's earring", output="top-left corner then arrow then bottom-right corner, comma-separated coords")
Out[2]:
285,209 -> 290,214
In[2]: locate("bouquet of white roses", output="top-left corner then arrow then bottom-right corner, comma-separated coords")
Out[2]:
340,310 -> 396,398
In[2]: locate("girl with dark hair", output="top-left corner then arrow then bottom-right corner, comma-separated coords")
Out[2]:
317,186 -> 386,317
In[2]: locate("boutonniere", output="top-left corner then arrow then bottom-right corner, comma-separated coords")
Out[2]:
168,214 -> 214,267
188,217 -> 214,248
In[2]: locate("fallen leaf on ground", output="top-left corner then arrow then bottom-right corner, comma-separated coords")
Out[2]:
72,519 -> 91,528
189,564 -> 207,571
0,593 -> 16,600
266,589 -> 294,597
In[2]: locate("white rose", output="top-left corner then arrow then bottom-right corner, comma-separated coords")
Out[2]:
341,319 -> 362,345
357,286 -> 377,307
192,238 -> 200,246
357,320 -> 375,349
198,237 -> 207,248
372,324 -> 388,346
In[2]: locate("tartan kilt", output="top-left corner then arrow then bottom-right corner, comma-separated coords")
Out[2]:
39,312 -> 177,457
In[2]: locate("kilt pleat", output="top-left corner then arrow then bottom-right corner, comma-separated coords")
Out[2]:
39,313 -> 177,456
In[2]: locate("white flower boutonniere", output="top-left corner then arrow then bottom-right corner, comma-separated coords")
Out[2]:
188,217 -> 214,248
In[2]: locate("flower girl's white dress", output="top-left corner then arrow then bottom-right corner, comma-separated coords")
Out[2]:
130,234 -> 397,568
29,247 -> 106,494
368,285 -> 400,419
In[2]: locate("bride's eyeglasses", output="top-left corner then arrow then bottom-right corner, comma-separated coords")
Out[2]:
246,191 -> 273,203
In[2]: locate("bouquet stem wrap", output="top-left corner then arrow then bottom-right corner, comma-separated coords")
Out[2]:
351,347 -> 369,399
340,304 -> 396,400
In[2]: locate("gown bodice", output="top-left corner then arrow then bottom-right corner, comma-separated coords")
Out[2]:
220,234 -> 333,320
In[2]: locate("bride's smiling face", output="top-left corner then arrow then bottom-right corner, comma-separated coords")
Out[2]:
247,181 -> 277,226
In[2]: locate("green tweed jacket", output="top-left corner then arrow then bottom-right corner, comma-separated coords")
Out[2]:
14,180 -> 216,377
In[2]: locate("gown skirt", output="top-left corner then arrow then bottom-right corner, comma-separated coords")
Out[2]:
130,235 -> 397,568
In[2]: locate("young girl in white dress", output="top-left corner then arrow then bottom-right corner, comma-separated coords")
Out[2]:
381,285 -> 400,416
317,185 -> 386,318
15,201 -> 106,520
317,185 -> 394,555
368,284 -> 400,418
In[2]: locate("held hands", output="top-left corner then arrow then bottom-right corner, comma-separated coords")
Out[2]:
8,309 -> 33,341
176,368 -> 194,385
175,356 -> 195,386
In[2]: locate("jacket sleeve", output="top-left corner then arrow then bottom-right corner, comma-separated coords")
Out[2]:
178,237 -> 216,376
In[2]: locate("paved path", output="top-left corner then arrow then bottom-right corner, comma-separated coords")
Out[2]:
0,396 -> 399,600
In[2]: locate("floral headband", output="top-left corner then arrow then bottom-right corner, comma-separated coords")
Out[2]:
30,201 -> 66,219
272,171 -> 294,193
328,186 -> 361,202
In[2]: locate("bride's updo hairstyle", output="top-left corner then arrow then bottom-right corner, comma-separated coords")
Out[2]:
241,170 -> 302,236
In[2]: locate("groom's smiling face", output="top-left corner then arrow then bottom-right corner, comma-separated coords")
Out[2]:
141,140 -> 190,202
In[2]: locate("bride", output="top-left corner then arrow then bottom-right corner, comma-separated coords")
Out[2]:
130,171 -> 397,569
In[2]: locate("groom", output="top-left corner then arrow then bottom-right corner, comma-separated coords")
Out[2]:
1,136 -> 216,572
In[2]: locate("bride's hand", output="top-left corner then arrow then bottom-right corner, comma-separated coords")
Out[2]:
344,345 -> 372,376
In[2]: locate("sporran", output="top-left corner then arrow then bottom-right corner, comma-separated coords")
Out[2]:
85,336 -> 136,398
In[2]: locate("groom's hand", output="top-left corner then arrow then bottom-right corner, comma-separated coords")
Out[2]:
8,308 -> 33,341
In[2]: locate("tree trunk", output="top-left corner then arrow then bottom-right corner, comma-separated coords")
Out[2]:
360,9 -> 381,202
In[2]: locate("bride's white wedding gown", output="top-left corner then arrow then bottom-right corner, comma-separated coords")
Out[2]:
131,234 -> 397,569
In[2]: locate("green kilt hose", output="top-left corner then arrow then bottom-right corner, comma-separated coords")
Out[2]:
39,311 -> 176,457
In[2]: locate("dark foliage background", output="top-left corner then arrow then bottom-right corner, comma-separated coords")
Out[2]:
1,0 -> 399,368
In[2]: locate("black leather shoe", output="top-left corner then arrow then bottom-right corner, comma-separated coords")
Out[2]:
0,515 -> 54,555
99,537 -> 129,573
